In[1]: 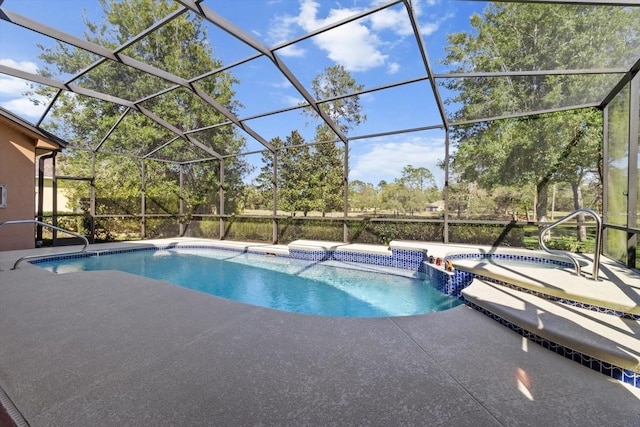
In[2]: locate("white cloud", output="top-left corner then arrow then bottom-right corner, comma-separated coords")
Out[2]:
0,75 -> 30,96
393,0 -> 451,37
268,7 -> 303,46
271,79 -> 291,89
270,0 -> 449,71
0,59 -> 47,119
0,59 -> 39,97
0,59 -> 38,74
370,6 -> 413,36
1,97 -> 46,119
268,0 -> 389,72
386,62 -> 400,74
280,94 -> 303,107
420,22 -> 439,37
314,23 -> 386,72
296,1 -> 387,72
350,136 -> 445,186
276,44 -> 306,57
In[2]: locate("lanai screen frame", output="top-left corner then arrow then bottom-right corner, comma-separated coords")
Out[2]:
0,0 -> 639,267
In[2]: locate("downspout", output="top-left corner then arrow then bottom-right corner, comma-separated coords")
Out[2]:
36,151 -> 57,246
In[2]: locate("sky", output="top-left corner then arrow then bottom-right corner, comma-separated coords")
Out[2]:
0,0 -> 485,187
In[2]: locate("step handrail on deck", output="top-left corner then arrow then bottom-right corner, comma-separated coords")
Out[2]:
0,219 -> 89,270
538,208 -> 602,280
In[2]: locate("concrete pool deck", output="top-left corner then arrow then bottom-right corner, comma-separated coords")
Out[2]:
1,239 -> 639,425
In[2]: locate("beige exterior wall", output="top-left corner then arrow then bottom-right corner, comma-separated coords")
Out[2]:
0,125 -> 37,250
35,177 -> 73,213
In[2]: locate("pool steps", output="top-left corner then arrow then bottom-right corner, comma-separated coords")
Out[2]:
452,258 -> 640,317
452,257 -> 640,388
462,279 -> 640,385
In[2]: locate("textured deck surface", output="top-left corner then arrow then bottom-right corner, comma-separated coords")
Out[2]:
1,239 -> 639,426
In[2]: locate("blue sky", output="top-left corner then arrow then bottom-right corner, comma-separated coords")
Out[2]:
0,0 -> 485,186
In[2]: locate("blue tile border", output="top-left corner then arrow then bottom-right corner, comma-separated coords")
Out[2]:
446,252 -> 575,268
473,274 -> 640,321
444,252 -> 640,320
466,301 -> 640,388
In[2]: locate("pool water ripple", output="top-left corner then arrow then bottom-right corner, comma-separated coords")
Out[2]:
36,247 -> 462,318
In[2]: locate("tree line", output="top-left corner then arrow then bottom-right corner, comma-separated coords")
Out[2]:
243,164 -> 441,216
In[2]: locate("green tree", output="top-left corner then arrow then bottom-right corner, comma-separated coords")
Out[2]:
442,3 -> 638,238
306,65 -> 366,216
311,134 -> 344,216
378,182 -> 409,215
310,64 -> 367,133
492,185 -> 534,220
400,165 -> 436,193
398,165 -> 440,214
256,131 -> 316,215
241,184 -> 268,212
349,180 -> 378,213
33,0 -> 250,233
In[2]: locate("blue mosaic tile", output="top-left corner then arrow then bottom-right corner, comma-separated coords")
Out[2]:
391,249 -> 428,270
31,252 -> 97,263
473,274 -> 640,321
446,252 -> 573,268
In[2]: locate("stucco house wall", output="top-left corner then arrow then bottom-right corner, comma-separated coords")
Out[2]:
0,125 -> 36,250
0,108 -> 64,251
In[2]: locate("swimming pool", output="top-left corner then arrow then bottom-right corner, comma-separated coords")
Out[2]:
36,247 -> 462,318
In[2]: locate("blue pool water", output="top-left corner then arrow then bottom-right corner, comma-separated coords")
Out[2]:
36,248 -> 461,317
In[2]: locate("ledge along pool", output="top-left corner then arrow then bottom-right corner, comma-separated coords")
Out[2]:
35,247 -> 462,318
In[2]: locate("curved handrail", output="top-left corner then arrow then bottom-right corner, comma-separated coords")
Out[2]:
0,219 -> 89,270
538,208 -> 602,280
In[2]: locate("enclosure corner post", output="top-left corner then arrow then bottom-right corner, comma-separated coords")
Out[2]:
219,159 -> 225,240
272,151 -> 278,244
443,128 -> 450,244
343,140 -> 349,244
141,160 -> 146,239
179,164 -> 185,237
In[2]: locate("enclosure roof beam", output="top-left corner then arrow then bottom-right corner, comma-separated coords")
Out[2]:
174,0 -> 273,58
0,64 -> 67,91
188,83 -> 275,152
403,0 -> 448,130
600,57 -> 640,108
62,6 -> 190,95
135,105 -> 223,160
476,0 -> 640,6
0,8 -> 191,87
0,62 -> 225,160
0,6 -> 272,155
450,103 -> 601,127
36,89 -> 62,128
93,108 -> 131,152
434,68 -> 628,78
0,64 -> 135,107
175,0 -> 350,146
144,136 -> 180,159
271,0 -> 403,51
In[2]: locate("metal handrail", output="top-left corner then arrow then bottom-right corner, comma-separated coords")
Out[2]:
538,208 -> 602,280
0,219 -> 89,270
